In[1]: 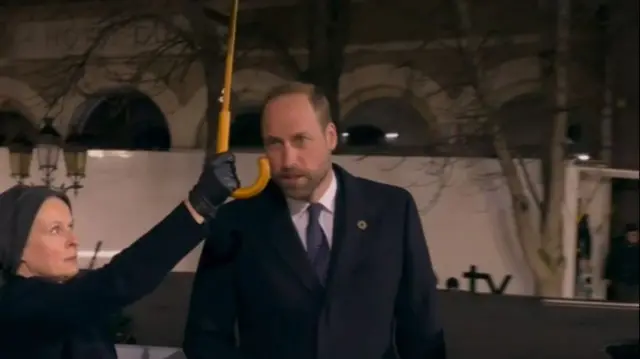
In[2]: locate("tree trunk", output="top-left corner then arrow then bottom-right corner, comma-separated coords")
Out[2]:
496,130 -> 553,282
533,0 -> 572,298
537,0 -> 557,230
305,0 -> 349,128
182,2 -> 225,155
451,0 -> 565,296
541,0 -> 571,253
535,268 -> 564,297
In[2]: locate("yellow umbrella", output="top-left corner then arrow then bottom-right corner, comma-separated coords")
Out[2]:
217,0 -> 270,199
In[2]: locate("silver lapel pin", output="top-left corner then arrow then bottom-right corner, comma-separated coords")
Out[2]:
357,220 -> 367,230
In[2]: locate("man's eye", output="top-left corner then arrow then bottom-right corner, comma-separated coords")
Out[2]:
265,141 -> 282,148
292,136 -> 307,146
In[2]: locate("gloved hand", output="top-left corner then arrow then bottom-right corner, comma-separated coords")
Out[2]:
188,152 -> 240,220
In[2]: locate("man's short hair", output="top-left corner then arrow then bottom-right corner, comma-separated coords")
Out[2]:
262,82 -> 332,127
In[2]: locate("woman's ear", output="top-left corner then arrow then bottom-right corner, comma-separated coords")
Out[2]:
16,258 -> 33,278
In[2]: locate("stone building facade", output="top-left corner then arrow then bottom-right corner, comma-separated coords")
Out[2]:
0,0 -> 637,262
0,0 -> 636,167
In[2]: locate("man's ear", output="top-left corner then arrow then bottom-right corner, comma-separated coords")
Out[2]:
325,122 -> 338,151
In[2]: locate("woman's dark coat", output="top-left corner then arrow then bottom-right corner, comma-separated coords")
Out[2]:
0,201 -> 207,359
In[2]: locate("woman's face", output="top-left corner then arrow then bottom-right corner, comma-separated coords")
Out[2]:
18,197 -> 79,280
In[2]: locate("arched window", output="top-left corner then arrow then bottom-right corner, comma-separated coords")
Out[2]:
0,110 -> 38,146
230,111 -> 262,148
344,124 -> 386,146
195,109 -> 263,150
494,93 -> 600,157
342,97 -> 430,148
68,89 -> 171,151
496,93 -> 551,153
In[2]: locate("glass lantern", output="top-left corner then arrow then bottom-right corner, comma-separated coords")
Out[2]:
8,134 -> 34,182
36,117 -> 63,172
64,133 -> 88,178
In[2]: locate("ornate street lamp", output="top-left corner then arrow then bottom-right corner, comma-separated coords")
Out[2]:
7,117 -> 88,195
8,133 -> 33,184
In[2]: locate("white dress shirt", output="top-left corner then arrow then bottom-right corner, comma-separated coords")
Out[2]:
286,171 -> 337,250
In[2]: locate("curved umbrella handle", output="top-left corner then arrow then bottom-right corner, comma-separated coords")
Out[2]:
216,109 -> 270,199
217,0 -> 270,199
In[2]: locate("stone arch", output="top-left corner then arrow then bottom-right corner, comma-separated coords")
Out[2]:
495,92 -> 550,151
479,57 -> 602,156
68,87 -> 171,150
229,108 -> 263,148
77,65 -> 181,147
446,57 -> 545,156
343,124 -> 387,146
191,69 -> 286,148
339,64 -> 453,124
483,57 -> 542,107
0,108 -> 39,146
232,69 -> 288,104
194,105 -> 263,150
0,77 -> 50,124
479,56 -> 599,107
342,96 -> 431,147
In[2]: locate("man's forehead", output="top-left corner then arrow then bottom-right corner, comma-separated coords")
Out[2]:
265,93 -> 315,112
263,94 -> 321,130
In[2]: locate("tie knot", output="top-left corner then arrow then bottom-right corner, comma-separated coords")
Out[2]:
307,203 -> 323,221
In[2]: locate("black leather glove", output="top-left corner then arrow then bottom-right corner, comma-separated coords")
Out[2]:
188,152 -> 240,220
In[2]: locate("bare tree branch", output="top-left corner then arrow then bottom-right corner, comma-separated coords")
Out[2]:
200,4 -> 301,75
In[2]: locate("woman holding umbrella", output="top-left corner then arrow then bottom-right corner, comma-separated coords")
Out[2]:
0,152 -> 239,359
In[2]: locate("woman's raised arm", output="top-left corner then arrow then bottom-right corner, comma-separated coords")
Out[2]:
0,153 -> 240,334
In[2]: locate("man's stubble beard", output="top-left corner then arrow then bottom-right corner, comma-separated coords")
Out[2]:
280,161 -> 332,201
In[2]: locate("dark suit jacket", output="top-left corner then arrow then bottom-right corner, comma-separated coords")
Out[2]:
183,165 -> 446,359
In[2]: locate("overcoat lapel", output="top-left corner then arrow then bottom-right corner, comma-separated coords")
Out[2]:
324,165 -> 373,292
262,165 -> 375,294
263,182 -> 323,292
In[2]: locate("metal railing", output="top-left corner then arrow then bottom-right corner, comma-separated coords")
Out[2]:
542,298 -> 640,310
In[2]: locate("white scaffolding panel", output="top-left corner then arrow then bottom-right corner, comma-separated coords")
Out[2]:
577,166 -> 640,180
562,163 -> 639,299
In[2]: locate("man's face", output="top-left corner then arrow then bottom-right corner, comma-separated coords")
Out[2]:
626,230 -> 638,244
261,93 -> 337,200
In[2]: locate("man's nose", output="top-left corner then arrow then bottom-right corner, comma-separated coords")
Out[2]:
281,144 -> 296,167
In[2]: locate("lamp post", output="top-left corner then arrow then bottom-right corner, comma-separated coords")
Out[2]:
7,117 -> 88,195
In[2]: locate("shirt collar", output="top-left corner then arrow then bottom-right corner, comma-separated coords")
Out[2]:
287,170 -> 337,216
